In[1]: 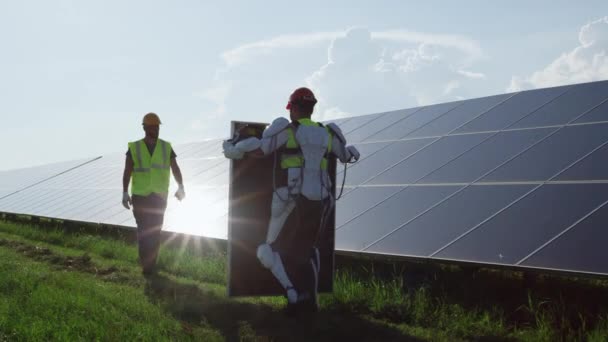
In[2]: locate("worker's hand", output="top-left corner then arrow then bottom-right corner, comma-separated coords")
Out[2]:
346,145 -> 360,163
175,184 -> 186,201
222,140 -> 244,160
122,192 -> 132,210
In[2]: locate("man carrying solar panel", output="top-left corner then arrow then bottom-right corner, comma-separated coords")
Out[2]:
121,112 -> 186,276
223,87 -> 360,313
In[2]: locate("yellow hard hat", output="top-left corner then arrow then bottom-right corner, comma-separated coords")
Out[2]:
142,112 -> 162,125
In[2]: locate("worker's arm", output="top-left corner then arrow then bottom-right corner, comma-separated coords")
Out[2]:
122,154 -> 134,209
223,118 -> 289,160
171,157 -> 186,201
327,123 -> 360,163
170,157 -> 183,186
123,154 -> 133,193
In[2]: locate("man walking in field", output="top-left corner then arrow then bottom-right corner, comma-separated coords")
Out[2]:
122,112 -> 186,275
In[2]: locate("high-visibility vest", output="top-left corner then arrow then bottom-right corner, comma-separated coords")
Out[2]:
128,139 -> 172,196
280,118 -> 333,170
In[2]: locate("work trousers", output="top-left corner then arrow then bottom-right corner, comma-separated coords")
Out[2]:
132,194 -> 167,272
274,196 -> 329,297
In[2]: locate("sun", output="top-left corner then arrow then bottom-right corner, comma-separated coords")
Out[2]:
163,185 -> 229,240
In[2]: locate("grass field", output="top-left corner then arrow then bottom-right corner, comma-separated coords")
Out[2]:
0,219 -> 607,341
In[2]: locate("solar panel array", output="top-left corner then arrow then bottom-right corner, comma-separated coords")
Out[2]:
0,141 -> 229,239
1,80 -> 608,276
0,158 -> 99,200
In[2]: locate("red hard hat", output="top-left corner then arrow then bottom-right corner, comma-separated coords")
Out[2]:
286,87 -> 317,110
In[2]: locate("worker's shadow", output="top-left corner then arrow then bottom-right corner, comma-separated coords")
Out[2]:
143,273 -> 424,342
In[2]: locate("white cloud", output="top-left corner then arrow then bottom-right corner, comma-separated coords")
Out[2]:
199,26 -> 488,127
308,27 -> 488,111
189,82 -> 232,132
321,107 -> 352,121
509,16 -> 608,91
220,31 -> 343,68
458,69 -> 486,79
443,80 -> 461,95
372,30 -> 484,61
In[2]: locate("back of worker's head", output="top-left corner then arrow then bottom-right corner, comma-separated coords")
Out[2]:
286,87 -> 317,119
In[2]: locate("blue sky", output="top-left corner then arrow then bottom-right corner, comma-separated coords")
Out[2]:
2,0 -> 608,171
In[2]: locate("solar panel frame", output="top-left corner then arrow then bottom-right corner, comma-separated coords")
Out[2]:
454,85 -> 571,134
406,93 -> 513,139
336,185 -> 463,251
366,132 -> 492,186
433,183 -> 608,265
480,123 -> 608,182
518,201 -> 608,274
364,184 -> 536,257
365,101 -> 462,142
573,98 -> 608,124
509,81 -> 608,129
418,127 -> 557,184
345,107 -> 421,143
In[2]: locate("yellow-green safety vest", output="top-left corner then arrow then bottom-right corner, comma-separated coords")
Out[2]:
281,118 -> 333,170
129,139 -> 172,196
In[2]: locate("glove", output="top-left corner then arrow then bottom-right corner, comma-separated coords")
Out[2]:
346,145 -> 360,162
175,184 -> 186,201
122,192 -> 132,210
222,140 -> 244,160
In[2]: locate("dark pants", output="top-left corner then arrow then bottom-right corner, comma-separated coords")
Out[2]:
132,194 -> 167,273
274,196 -> 329,298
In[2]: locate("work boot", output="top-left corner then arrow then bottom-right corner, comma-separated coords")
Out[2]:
284,301 -> 299,317
295,252 -> 320,314
296,292 -> 319,314
142,265 -> 158,278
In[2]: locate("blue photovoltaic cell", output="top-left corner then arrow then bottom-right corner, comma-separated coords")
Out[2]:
345,141 -> 392,163
521,202 -> 608,274
365,184 -> 535,257
510,81 -> 608,129
419,128 -> 556,184
481,123 -> 608,182
336,185 -> 462,251
435,183 -> 608,265
344,138 -> 434,186
365,101 -> 462,142
17,189 -> 65,214
333,114 -> 378,135
455,85 -> 569,134
555,143 -> 608,181
335,186 -> 404,228
368,133 -> 491,185
85,196 -> 126,223
335,141 -> 390,190
0,158 -> 98,200
573,98 -> 608,124
346,108 -> 420,143
407,94 -> 511,138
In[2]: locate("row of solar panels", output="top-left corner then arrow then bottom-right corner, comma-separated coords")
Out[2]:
1,80 -> 607,276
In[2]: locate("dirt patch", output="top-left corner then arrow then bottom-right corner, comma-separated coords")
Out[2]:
0,238 -> 124,279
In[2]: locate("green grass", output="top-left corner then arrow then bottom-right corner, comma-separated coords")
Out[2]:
0,246 -> 222,341
1,219 -> 608,341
